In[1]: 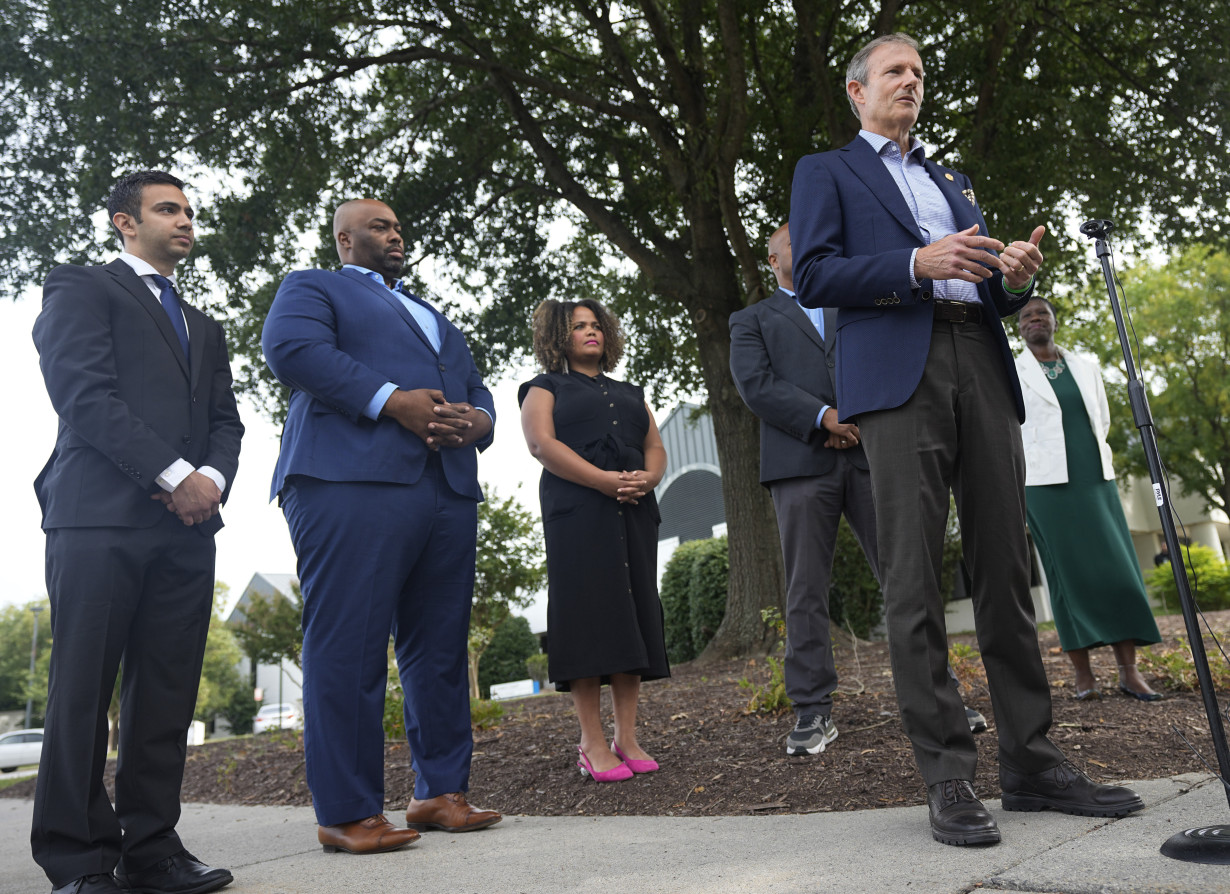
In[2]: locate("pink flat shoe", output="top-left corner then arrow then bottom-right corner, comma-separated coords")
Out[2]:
577,746 -> 633,782
612,741 -> 659,774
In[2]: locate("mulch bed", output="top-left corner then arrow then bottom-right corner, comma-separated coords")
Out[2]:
5,611 -> 1226,817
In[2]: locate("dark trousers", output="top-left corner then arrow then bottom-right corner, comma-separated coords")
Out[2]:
857,319 -> 1063,785
769,454 -> 878,716
31,517 -> 215,886
281,466 -> 477,826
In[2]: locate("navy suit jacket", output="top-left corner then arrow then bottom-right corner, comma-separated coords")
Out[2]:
789,137 -> 1033,423
729,288 -> 867,484
262,267 -> 494,502
33,260 -> 243,536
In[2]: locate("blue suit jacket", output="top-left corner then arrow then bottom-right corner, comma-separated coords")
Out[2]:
262,267 -> 494,502
789,137 -> 1033,423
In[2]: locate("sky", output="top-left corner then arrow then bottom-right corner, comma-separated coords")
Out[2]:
0,287 -> 559,632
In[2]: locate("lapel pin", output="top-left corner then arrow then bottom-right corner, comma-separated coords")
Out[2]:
962,188 -> 977,206
944,173 -> 954,181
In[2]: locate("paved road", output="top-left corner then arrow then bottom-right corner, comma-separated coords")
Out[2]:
3,774 -> 1228,893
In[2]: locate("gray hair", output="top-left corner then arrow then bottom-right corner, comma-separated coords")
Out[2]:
846,33 -> 920,119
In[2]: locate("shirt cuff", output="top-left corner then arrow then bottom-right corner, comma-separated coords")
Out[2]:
157,461 -> 227,494
815,405 -> 831,430
156,458 -> 195,492
365,382 -> 399,420
198,466 -> 226,493
909,249 -> 920,289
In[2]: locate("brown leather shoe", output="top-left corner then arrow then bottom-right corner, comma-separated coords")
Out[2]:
318,814 -> 421,853
404,792 -> 502,832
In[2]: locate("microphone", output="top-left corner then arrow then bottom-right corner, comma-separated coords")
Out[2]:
1079,219 -> 1114,240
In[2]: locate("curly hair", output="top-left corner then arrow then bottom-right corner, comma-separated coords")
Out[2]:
530,298 -> 625,374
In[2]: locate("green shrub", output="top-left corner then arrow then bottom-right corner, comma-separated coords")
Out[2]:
478,615 -> 540,698
739,655 -> 790,714
688,536 -> 729,654
470,697 -> 504,730
1146,544 -> 1230,612
660,539 -> 706,664
384,675 -> 405,740
829,518 -> 882,639
525,652 -> 550,684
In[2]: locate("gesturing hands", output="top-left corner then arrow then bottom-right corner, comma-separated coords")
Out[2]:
381,388 -> 492,450
914,224 -> 1046,289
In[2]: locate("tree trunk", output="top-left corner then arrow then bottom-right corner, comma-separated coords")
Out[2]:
682,261 -> 786,661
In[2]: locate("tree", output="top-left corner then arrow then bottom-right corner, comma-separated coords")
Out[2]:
468,487 -> 547,697
4,1 -> 1228,656
1070,245 -> 1230,515
477,615 -> 541,698
230,580 -> 304,676
0,599 -> 52,723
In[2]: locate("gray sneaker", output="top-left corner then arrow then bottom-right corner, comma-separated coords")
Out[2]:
786,713 -> 838,755
966,706 -> 988,734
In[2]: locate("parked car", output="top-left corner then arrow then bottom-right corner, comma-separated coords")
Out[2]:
252,703 -> 301,734
0,728 -> 44,772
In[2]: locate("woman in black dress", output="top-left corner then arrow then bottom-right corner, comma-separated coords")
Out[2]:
519,299 -> 669,782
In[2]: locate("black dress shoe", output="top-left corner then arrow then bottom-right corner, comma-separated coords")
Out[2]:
1001,759 -> 1144,817
115,851 -> 232,894
927,779 -> 1001,846
51,875 -> 121,894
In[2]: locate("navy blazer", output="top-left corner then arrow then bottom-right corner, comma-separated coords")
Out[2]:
262,267 -> 494,502
729,288 -> 867,484
33,260 -> 243,535
789,137 -> 1033,423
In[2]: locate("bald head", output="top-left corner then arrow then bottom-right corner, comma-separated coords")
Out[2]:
767,224 -> 792,291
333,199 -> 405,283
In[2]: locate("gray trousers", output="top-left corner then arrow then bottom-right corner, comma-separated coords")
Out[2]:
769,452 -> 878,717
857,319 -> 1063,785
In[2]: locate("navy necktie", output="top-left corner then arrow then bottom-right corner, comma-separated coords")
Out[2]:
150,275 -> 190,362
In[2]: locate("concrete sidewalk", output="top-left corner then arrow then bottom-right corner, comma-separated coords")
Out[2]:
3,774 -> 1228,893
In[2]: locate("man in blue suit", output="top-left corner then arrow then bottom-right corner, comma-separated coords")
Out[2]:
263,199 -> 501,855
790,34 -> 1142,846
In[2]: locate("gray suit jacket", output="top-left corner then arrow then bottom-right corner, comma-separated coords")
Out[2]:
729,288 -> 867,485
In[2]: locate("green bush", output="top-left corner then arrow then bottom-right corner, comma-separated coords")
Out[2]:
829,518 -> 882,639
477,615 -> 540,698
525,652 -> 550,684
660,539 -> 706,664
687,536 -> 729,654
1146,544 -> 1230,612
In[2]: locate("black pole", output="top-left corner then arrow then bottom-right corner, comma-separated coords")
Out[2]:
1080,219 -> 1230,863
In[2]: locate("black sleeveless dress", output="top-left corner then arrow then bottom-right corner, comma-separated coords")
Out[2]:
518,371 -> 670,689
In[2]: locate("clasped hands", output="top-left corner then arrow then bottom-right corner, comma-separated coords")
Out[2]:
593,469 -> 655,504
914,224 -> 1046,291
821,408 -> 860,450
382,388 -> 492,450
151,470 -> 221,526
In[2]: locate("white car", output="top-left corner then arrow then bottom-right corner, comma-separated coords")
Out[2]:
252,703 -> 301,734
0,728 -> 44,772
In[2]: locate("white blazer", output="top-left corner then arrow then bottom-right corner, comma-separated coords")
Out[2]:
1016,346 -> 1116,486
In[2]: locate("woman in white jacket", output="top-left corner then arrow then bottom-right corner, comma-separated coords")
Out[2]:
1017,297 -> 1161,701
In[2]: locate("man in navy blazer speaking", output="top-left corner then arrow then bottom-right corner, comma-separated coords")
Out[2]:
263,199 -> 501,855
789,33 -> 1142,846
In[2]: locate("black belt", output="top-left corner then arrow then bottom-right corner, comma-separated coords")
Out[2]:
933,299 -> 983,324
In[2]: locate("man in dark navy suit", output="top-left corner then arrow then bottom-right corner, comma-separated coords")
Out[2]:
789,34 -> 1142,845
262,199 -> 501,855
31,171 -> 241,894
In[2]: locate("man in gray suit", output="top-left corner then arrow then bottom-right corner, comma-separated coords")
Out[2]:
730,223 -> 985,757
729,223 -> 877,756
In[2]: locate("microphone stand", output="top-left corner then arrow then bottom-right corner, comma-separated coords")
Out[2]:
1080,218 -> 1230,863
